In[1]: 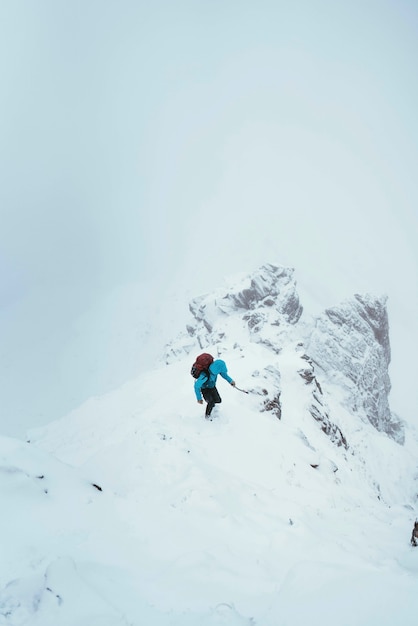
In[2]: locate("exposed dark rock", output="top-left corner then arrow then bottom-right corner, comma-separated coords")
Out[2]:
411,520 -> 418,547
298,367 -> 315,384
243,311 -> 266,331
309,404 -> 348,449
262,393 -> 282,420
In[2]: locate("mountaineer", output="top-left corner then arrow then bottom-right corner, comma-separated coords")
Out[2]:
191,353 -> 235,419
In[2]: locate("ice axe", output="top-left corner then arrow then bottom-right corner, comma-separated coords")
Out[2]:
233,384 -> 249,394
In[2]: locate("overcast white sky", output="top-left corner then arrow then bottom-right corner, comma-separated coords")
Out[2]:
1,0 -> 417,437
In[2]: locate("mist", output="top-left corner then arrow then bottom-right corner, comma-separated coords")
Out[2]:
1,0 -> 417,436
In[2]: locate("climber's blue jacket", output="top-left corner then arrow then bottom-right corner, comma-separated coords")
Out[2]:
194,359 -> 233,401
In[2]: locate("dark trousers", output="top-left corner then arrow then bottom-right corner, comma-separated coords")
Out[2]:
202,387 -> 222,416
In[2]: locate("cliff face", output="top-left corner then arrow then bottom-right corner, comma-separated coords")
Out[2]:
165,263 -> 404,445
306,294 -> 403,443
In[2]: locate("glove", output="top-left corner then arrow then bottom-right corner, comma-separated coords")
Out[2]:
197,399 -> 203,404
230,381 -> 236,387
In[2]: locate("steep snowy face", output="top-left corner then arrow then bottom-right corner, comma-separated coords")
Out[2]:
305,294 -> 403,443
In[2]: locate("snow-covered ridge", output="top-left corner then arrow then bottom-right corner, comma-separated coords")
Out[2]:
166,262 -> 403,444
2,263 -> 418,625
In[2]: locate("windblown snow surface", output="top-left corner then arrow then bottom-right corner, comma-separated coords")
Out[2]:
1,270 -> 418,625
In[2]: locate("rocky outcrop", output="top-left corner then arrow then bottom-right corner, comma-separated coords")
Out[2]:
250,365 -> 282,420
172,264 -> 303,353
298,355 -> 348,449
305,294 -> 404,443
215,263 -> 303,323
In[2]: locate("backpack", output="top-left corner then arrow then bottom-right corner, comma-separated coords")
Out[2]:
191,353 -> 214,379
